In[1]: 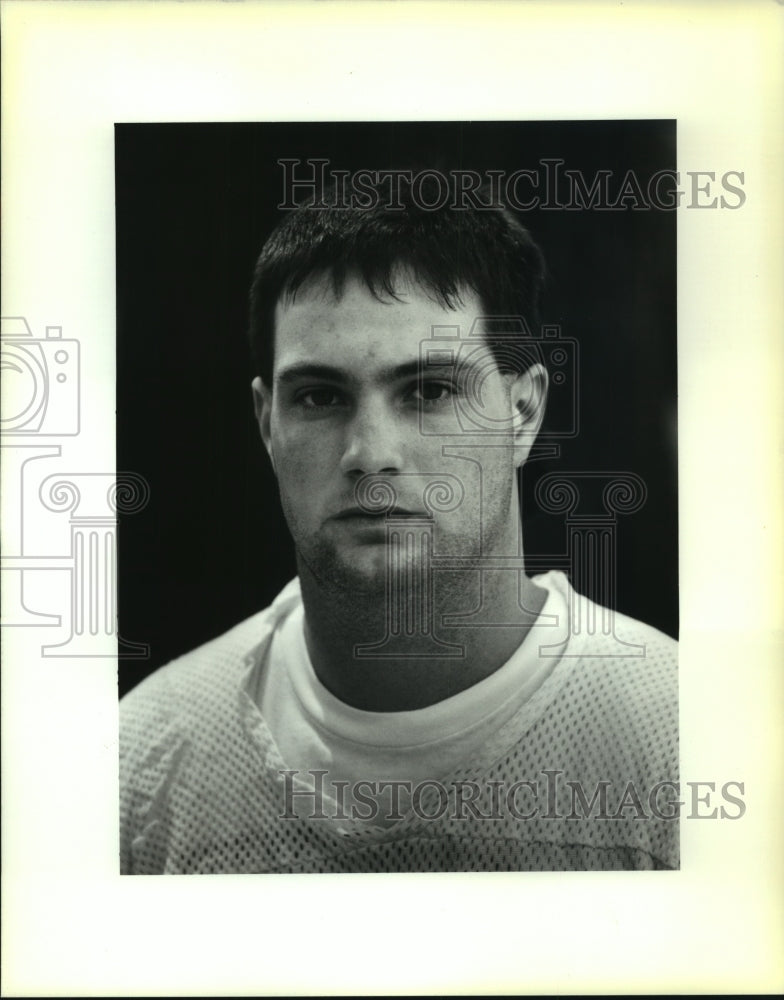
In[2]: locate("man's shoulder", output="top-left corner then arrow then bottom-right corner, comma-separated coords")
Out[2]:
523,573 -> 679,868
581,602 -> 678,671
532,571 -> 678,730
535,570 -> 677,659
119,578 -> 301,738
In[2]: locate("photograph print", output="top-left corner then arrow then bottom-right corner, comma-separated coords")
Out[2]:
116,120 -> 679,875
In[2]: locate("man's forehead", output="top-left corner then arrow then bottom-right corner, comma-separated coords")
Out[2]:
272,272 -> 485,369
275,270 -> 478,321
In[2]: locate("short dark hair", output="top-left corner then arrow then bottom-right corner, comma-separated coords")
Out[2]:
248,177 -> 546,386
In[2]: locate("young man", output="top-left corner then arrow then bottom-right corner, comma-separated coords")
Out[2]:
120,179 -> 679,874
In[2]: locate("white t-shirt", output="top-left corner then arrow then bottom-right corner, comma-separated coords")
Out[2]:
253,574 -> 569,824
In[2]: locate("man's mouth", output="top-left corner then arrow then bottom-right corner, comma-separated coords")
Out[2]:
333,506 -> 430,520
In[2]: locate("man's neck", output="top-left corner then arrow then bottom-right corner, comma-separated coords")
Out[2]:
298,557 -> 548,712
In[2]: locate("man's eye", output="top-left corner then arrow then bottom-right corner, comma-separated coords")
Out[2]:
296,388 -> 343,409
411,381 -> 456,404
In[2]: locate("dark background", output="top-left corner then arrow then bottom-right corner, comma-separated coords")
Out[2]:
116,121 -> 677,697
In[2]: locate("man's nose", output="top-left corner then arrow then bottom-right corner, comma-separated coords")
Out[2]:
339,399 -> 405,476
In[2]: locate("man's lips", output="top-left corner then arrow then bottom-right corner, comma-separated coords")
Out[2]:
332,506 -> 430,520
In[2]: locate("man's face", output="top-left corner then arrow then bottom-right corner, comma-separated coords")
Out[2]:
253,272 -> 545,594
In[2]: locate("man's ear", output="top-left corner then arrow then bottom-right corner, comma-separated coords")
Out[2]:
509,363 -> 548,467
251,376 -> 276,474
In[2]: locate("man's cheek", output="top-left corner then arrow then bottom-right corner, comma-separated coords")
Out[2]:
272,429 -> 318,473
277,455 -> 313,490
275,445 -> 333,500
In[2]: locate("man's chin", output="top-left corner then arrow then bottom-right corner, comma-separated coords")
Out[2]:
304,543 -> 427,597
328,551 -> 391,594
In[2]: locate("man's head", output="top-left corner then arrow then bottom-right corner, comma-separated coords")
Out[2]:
249,177 -> 549,594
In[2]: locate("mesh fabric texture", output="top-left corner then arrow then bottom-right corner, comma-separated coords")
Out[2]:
120,572 -> 678,874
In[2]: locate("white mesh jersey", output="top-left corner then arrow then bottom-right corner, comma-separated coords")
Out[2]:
120,572 -> 679,874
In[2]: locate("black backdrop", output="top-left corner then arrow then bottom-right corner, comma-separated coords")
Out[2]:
116,121 -> 677,697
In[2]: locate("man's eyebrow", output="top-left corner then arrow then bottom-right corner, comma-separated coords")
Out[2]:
275,363 -> 348,386
274,358 -> 464,386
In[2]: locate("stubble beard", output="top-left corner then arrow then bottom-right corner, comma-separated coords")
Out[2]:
293,496 -> 515,630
